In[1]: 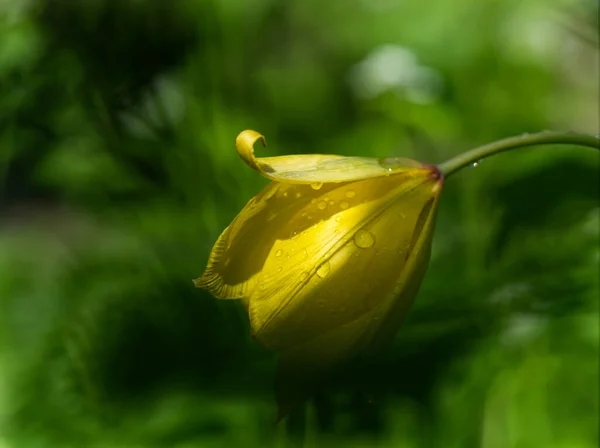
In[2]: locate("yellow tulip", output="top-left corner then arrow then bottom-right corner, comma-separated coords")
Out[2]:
194,130 -> 444,418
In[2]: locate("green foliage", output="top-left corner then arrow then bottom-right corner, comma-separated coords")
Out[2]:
0,0 -> 598,446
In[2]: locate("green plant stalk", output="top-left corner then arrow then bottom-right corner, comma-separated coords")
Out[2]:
438,132 -> 600,178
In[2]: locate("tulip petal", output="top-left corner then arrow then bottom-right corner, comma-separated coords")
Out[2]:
194,180 -> 341,299
248,171 -> 440,352
236,130 -> 425,184
273,184 -> 440,419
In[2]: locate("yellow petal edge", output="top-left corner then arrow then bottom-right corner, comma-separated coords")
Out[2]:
235,130 -> 425,183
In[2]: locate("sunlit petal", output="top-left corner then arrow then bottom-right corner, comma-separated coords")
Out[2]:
249,171 -> 440,351
236,130 -> 425,184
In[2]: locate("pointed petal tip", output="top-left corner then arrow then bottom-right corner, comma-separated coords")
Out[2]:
236,130 -> 267,174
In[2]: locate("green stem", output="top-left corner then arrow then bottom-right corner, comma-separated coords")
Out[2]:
438,131 -> 600,178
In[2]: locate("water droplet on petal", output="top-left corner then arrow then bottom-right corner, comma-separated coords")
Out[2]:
310,198 -> 317,204
328,200 -> 335,206
397,242 -> 408,255
378,157 -> 398,171
340,201 -> 349,210
335,215 -> 342,222
316,261 -> 331,278
277,267 -> 282,273
283,191 -> 289,197
311,182 -> 323,190
300,272 -> 308,280
354,229 -> 375,248
275,249 -> 283,257
295,192 -> 302,198
318,200 -> 327,210
345,190 -> 356,198
469,159 -> 482,168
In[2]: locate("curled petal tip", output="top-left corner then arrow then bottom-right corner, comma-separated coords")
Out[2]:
236,130 -> 267,173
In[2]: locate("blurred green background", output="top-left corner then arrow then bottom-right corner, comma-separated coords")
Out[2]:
0,0 -> 598,447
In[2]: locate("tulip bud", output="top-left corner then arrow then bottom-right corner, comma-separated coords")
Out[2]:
195,130 -> 443,418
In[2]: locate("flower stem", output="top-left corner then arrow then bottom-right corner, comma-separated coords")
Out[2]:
438,131 -> 600,178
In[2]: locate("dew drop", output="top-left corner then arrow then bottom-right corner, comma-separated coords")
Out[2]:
469,159 -> 482,168
397,241 -> 410,255
328,200 -> 335,206
277,267 -> 282,273
345,190 -> 356,198
317,200 -> 327,210
300,272 -> 308,280
311,182 -> 323,190
340,201 -> 349,210
283,191 -> 289,197
316,261 -> 331,278
335,215 -> 342,222
354,229 -> 375,248
295,192 -> 302,198
275,249 -> 283,257
378,157 -> 398,171
310,198 -> 317,204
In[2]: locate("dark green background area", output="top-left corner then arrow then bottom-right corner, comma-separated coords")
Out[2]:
0,0 -> 598,447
